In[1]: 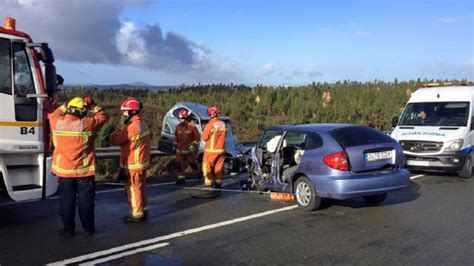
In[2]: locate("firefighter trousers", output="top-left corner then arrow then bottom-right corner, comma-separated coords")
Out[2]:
58,176 -> 96,234
125,170 -> 148,218
176,153 -> 199,180
202,152 -> 224,187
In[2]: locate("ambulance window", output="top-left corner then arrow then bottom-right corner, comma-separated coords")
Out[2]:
0,38 -> 12,95
13,42 -> 37,121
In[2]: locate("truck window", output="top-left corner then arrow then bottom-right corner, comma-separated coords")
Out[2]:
0,38 -> 12,95
399,102 -> 469,127
13,42 -> 37,121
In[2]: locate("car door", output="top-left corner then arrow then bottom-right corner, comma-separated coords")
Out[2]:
158,114 -> 179,153
254,129 -> 283,174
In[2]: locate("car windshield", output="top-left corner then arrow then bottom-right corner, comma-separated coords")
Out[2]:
399,102 -> 469,127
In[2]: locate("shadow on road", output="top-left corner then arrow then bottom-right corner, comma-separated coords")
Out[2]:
318,181 -> 421,210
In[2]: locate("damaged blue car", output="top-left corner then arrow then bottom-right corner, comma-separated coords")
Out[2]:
249,124 -> 410,211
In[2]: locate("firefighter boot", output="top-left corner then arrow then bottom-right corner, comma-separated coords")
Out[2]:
123,215 -> 146,223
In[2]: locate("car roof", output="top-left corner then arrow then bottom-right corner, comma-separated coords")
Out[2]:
173,102 -> 230,120
267,123 -> 354,133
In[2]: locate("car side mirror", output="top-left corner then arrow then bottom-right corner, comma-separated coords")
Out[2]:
470,119 -> 474,131
391,116 -> 399,128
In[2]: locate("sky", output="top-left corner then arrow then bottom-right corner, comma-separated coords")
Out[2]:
1,0 -> 473,86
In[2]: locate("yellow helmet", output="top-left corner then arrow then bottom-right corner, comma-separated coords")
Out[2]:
67,97 -> 85,110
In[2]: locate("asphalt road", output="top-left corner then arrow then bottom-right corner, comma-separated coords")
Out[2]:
0,173 -> 473,265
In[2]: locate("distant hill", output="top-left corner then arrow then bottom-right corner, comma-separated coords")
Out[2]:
63,82 -> 176,90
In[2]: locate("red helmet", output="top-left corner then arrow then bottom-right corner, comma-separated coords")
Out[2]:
121,97 -> 142,111
178,109 -> 189,119
207,106 -> 220,117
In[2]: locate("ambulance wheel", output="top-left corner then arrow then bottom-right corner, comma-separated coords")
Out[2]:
459,154 -> 473,178
294,176 -> 321,211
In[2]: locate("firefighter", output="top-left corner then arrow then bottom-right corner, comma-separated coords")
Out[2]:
110,97 -> 151,223
201,106 -> 227,189
49,96 -> 107,237
173,109 -> 200,184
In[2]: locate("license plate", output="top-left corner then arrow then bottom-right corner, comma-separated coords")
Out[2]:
407,160 -> 430,166
365,150 -> 393,162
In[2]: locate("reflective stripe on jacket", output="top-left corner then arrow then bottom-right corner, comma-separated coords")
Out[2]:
174,122 -> 200,155
201,117 -> 226,154
110,116 -> 151,173
48,105 -> 107,178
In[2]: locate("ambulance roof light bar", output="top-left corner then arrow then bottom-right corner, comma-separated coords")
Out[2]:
423,81 -> 473,87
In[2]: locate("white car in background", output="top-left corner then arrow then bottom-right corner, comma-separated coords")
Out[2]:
158,102 -> 251,174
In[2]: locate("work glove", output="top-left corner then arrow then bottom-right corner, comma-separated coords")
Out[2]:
83,96 -> 95,109
187,144 -> 197,153
115,168 -> 129,183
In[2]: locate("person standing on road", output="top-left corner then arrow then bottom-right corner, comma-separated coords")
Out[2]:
110,97 -> 151,223
49,96 -> 107,237
173,109 -> 200,184
201,106 -> 227,189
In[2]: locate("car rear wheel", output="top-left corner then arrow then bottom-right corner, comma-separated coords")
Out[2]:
459,154 -> 473,178
295,176 -> 321,211
362,193 -> 387,206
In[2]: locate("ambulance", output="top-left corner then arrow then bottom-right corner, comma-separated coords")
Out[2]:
0,17 -> 60,201
391,83 -> 474,178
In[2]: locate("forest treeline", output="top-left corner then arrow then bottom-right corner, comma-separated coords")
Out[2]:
59,79 -> 464,178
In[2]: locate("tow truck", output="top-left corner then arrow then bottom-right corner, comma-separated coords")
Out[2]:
0,17 -> 60,201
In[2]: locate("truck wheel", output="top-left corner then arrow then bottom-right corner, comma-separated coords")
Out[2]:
459,154 -> 473,178
363,193 -> 387,205
294,176 -> 321,211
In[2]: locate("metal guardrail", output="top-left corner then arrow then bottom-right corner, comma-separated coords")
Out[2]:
95,146 -> 170,159
96,141 -> 257,159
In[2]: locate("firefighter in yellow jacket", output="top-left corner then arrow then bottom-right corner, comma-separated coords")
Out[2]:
174,109 -> 200,184
110,97 -> 151,223
49,96 -> 107,237
201,106 -> 227,188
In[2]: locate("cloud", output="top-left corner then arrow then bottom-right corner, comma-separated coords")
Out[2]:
0,0 -> 242,82
261,63 -> 277,76
307,69 -> 324,78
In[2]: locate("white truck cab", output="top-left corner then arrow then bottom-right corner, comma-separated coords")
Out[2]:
0,17 -> 60,201
391,83 -> 474,178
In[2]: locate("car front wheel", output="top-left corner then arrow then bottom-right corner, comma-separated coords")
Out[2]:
362,193 -> 388,206
294,176 -> 321,211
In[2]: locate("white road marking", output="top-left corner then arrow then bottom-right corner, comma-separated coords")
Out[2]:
410,174 -> 425,180
79,242 -> 170,266
0,180 -> 186,206
47,205 -> 298,265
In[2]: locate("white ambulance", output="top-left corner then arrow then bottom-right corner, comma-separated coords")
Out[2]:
391,83 -> 474,178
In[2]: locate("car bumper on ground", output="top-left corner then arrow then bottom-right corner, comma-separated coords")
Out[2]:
311,169 -> 410,200
403,151 -> 468,173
